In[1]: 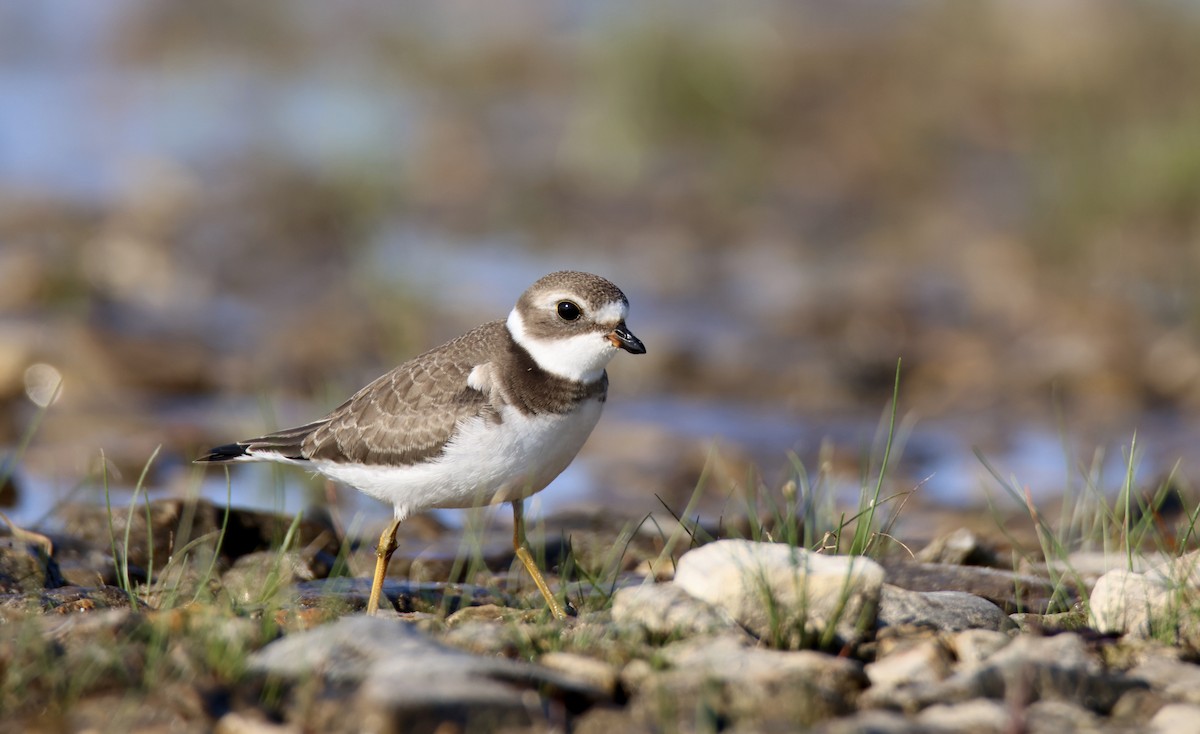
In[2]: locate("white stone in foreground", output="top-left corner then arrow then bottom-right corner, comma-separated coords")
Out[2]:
612,581 -> 745,637
674,539 -> 885,646
1151,703 -> 1200,733
1089,550 -> 1200,642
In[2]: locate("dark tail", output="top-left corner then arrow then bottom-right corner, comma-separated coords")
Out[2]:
195,420 -> 325,464
195,442 -> 251,463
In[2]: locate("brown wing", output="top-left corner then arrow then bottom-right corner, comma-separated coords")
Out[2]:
240,321 -> 508,467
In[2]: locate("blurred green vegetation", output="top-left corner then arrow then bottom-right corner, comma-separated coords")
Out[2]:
100,1 -> 1200,273
567,2 -> 1200,274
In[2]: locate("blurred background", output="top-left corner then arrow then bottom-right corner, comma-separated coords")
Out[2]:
5,0 -> 1200,537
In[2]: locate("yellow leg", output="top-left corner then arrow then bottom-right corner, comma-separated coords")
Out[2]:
0,511 -> 53,556
367,517 -> 401,616
512,500 -> 567,620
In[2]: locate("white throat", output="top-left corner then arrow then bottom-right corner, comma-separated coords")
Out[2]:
506,308 -> 616,383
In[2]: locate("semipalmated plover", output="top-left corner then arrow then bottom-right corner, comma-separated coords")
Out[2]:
198,271 -> 645,617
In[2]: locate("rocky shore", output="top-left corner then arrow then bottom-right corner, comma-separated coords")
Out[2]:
2,499 -> 1198,733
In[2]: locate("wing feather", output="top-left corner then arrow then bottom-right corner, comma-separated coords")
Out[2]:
231,321 -> 508,467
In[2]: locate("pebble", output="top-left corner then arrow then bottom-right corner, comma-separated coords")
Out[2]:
914,528 -> 996,566
916,699 -> 1011,733
877,585 -> 1012,632
214,710 -> 297,734
674,539 -> 884,647
943,633 -> 1134,714
813,710 -> 919,733
1126,656 -> 1200,705
1149,703 -> 1200,733
882,560 -> 1072,614
634,633 -> 868,729
0,536 -> 59,593
610,581 -> 744,637
1023,700 -> 1105,733
1089,550 -> 1200,644
864,639 -> 951,691
220,551 -> 317,605
247,615 -> 607,732
947,629 -> 1012,670
539,651 -> 621,696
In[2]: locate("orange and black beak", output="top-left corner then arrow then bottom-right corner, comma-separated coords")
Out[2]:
608,322 -> 646,354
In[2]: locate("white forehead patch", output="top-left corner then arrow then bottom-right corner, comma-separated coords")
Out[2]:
591,299 -> 628,325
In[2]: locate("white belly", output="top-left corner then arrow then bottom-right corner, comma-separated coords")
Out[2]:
311,398 -> 605,518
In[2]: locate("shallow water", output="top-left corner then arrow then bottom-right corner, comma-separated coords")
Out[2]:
8,392 -> 1190,544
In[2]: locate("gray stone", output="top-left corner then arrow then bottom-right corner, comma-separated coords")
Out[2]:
864,639 -> 951,692
1023,700 -> 1104,734
948,629 -> 1012,670
1128,656 -> 1200,706
573,706 -> 652,734
611,581 -> 744,637
811,710 -> 922,734
248,616 -> 605,733
0,536 -> 60,593
618,658 -> 655,692
868,632 -> 1144,714
221,551 -> 316,605
539,652 -> 620,697
877,585 -> 1012,632
52,541 -> 123,589
674,539 -> 884,647
960,633 -> 1140,712
883,560 -> 1073,614
633,634 -> 867,730
915,528 -> 995,567
1110,686 -> 1167,726
916,699 -> 1010,733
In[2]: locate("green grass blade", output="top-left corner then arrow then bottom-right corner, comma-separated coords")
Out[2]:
193,467 -> 234,605
849,358 -> 901,556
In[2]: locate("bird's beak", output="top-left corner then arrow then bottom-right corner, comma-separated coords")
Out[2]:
608,322 -> 646,354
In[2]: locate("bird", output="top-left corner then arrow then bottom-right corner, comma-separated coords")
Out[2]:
197,271 -> 646,617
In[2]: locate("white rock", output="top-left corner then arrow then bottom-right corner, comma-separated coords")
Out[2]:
674,539 -> 885,646
1089,550 -> 1200,641
1150,703 -> 1200,733
612,581 -> 744,637
865,640 -> 950,690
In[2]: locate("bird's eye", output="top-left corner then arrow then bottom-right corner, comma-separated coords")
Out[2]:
556,301 -> 582,321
